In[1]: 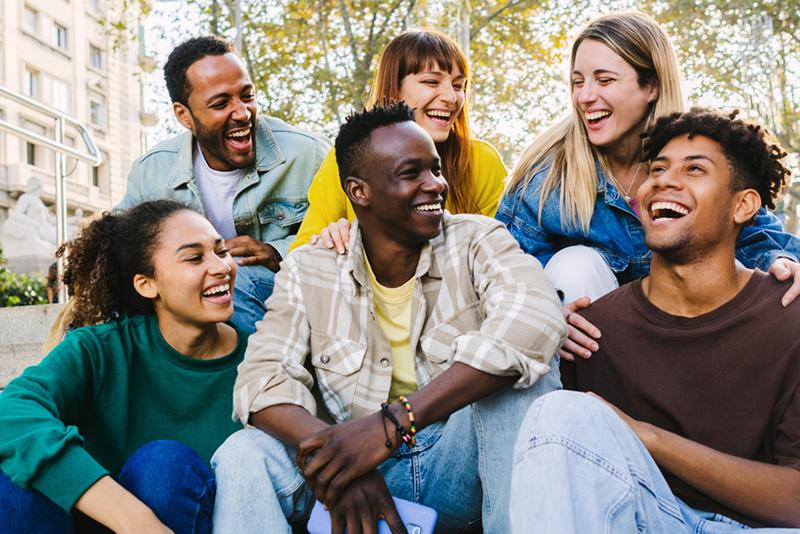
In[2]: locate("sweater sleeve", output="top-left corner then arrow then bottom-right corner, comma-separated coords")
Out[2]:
0,331 -> 109,512
289,148 -> 352,252
470,139 -> 508,217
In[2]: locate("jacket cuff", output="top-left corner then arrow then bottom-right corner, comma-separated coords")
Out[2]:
451,334 -> 553,388
235,378 -> 317,424
267,237 -> 292,262
756,250 -> 798,271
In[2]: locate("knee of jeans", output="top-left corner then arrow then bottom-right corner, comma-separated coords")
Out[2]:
212,429 -> 295,476
0,472 -> 72,532
118,440 -> 214,505
526,390 -> 608,437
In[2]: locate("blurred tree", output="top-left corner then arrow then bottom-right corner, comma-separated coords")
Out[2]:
646,0 -> 800,230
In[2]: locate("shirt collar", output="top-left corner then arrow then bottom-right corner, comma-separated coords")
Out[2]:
346,215 -> 447,293
166,116 -> 285,189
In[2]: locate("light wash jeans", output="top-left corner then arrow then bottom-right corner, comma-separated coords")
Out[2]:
231,264 -> 275,336
511,390 -> 800,534
211,363 -> 561,533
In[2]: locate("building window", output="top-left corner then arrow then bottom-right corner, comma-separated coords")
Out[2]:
89,45 -> 103,69
51,79 -> 70,112
89,95 -> 106,129
26,142 -> 37,165
23,120 -> 47,167
53,23 -> 68,49
92,151 -> 108,190
87,0 -> 100,13
23,6 -> 38,34
23,67 -> 38,98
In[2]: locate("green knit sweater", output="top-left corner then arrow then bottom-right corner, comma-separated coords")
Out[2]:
0,313 -> 245,512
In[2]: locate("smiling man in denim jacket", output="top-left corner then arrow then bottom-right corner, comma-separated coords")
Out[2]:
119,36 -> 328,334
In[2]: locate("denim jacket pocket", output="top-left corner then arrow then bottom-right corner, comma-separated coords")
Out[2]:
258,199 -> 308,228
420,301 -> 482,371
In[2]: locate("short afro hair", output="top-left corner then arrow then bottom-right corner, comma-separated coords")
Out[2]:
164,36 -> 235,106
642,107 -> 790,210
335,102 -> 416,186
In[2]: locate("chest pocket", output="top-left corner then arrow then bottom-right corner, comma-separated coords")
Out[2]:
258,200 -> 307,228
420,301 -> 483,372
309,333 -> 366,420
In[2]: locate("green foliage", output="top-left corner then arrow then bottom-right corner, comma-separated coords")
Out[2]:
0,250 -> 48,308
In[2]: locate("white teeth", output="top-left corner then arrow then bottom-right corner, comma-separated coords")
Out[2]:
426,110 -> 451,119
203,283 -> 230,297
416,203 -> 442,212
585,111 -> 611,121
227,128 -> 250,138
650,201 -> 689,216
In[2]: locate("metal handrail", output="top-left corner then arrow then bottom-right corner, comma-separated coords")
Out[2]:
0,86 -> 102,165
0,84 -> 103,302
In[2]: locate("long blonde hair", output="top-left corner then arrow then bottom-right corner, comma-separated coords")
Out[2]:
507,11 -> 684,232
366,30 -> 477,214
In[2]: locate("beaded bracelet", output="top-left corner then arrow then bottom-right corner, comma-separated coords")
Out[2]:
380,402 -> 411,447
398,395 -> 417,447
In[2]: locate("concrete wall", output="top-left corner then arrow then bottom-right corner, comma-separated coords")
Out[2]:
0,303 -> 63,388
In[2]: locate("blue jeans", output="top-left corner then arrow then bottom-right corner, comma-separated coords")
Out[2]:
510,390 -> 800,533
212,363 -> 561,533
232,264 -> 275,335
0,440 -> 215,534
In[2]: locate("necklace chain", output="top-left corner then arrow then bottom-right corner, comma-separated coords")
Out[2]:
612,160 -> 643,203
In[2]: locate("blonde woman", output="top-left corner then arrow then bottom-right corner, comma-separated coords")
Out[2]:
290,29 -> 507,252
497,11 -> 800,359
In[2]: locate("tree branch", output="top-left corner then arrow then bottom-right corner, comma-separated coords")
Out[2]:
470,0 -> 534,39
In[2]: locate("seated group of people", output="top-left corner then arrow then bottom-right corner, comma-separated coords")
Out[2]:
1,10 -> 799,534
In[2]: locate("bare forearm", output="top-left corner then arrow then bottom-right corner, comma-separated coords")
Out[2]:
75,476 -> 170,533
250,403 -> 329,448
646,426 -> 800,527
408,362 -> 516,429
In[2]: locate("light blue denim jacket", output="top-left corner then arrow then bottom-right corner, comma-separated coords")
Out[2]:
496,161 -> 800,285
117,116 -> 329,259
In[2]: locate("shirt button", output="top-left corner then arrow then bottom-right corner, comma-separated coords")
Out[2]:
380,357 -> 390,368
277,211 -> 285,220
320,354 -> 330,364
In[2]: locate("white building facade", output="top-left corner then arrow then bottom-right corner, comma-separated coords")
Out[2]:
0,0 -> 150,225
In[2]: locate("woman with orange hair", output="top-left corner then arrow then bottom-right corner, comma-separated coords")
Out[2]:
290,29 -> 507,252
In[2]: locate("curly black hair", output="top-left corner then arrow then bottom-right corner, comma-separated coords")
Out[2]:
334,102 -> 416,186
164,35 -> 235,106
56,200 -> 192,327
642,107 -> 790,210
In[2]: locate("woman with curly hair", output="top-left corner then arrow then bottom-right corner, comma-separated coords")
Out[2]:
289,28 -> 508,252
0,200 -> 244,533
496,11 -> 800,360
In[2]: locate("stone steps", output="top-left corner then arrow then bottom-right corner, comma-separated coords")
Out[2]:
0,303 -> 64,389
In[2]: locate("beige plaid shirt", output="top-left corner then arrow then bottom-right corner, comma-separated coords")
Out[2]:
234,213 -> 567,424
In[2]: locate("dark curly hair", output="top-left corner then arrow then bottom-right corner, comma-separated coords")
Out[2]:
642,107 -> 790,210
56,200 -> 191,327
334,102 -> 416,186
164,35 -> 235,106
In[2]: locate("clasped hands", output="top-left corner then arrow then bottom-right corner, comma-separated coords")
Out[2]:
296,410 -> 409,534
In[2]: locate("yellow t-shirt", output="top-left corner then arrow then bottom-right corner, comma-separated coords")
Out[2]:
364,254 -> 417,401
289,138 -> 508,251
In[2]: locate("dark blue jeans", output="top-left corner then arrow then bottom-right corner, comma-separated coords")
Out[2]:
0,440 -> 215,534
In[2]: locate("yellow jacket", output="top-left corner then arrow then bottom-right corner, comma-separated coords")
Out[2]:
290,138 -> 507,251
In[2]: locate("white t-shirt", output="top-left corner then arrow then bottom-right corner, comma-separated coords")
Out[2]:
192,144 -> 246,240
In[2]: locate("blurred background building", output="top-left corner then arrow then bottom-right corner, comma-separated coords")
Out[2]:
0,0 -> 154,225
